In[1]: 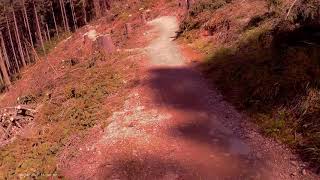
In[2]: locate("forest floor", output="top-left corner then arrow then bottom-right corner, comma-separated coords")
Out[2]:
59,16 -> 319,179
1,0 -> 319,179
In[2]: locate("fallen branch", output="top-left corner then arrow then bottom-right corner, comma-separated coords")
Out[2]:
16,105 -> 36,113
0,105 -> 36,113
0,126 -> 10,138
286,0 -> 299,20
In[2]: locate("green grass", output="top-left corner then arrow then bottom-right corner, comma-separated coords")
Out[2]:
36,32 -> 72,56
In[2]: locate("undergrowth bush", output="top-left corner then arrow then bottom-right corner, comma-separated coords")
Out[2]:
287,0 -> 320,24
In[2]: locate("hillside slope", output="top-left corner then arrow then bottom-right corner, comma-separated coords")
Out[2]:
178,0 -> 320,174
0,0 -> 319,179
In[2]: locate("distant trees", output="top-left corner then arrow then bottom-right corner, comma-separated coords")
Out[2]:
0,0 -> 111,91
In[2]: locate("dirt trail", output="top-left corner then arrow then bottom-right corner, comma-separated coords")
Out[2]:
62,16 -> 317,179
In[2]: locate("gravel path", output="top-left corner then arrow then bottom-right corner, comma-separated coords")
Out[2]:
61,16 -> 318,179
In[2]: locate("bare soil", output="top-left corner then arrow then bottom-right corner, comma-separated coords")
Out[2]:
60,16 -> 319,179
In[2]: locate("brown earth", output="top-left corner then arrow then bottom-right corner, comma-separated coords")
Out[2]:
59,16 -> 319,179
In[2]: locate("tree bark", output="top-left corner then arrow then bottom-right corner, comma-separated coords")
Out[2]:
61,0 -> 70,32
70,0 -> 78,30
33,2 -> 45,53
0,43 -> 11,88
94,0 -> 101,18
82,0 -> 87,24
43,30 -> 48,42
22,0 -> 34,48
22,6 -> 28,28
46,24 -> 51,42
59,0 -> 68,31
6,16 -> 20,72
24,43 -> 31,64
12,9 -> 27,67
51,3 -> 59,38
0,32 -> 11,71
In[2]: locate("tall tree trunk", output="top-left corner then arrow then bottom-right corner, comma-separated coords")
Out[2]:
12,9 -> 27,67
0,32 -> 11,72
6,16 -> 20,73
62,0 -> 70,32
102,0 -> 109,15
22,7 -> 28,28
43,30 -> 48,42
46,24 -> 51,42
0,75 -> 4,87
51,3 -> 59,38
22,0 -> 34,48
94,0 -> 101,18
59,0 -> 67,31
33,2 -> 45,53
24,43 -> 31,64
70,0 -> 77,30
82,0 -> 87,24
0,43 -> 11,88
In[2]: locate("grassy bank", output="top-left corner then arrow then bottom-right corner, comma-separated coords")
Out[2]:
0,52 -> 127,179
179,0 -> 320,168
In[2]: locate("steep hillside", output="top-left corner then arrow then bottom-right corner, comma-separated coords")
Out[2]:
0,0 -> 160,178
1,0 -> 320,178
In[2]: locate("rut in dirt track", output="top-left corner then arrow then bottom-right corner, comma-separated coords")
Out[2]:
62,16 -> 316,180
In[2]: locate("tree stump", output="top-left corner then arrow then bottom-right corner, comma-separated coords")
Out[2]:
94,34 -> 116,54
141,12 -> 147,24
83,30 -> 98,55
125,23 -> 132,38
179,0 -> 194,10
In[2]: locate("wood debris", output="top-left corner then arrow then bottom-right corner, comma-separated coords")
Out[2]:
0,105 -> 35,141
